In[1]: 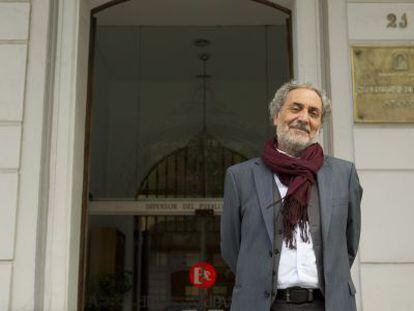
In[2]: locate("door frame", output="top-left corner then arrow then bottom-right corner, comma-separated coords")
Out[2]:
39,0 -> 355,310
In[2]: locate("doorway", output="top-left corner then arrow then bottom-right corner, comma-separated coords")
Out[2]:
81,0 -> 292,310
87,214 -> 229,310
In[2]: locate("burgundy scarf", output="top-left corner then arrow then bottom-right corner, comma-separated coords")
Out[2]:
261,138 -> 324,249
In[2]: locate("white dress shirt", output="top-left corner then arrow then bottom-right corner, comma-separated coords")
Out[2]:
273,172 -> 319,289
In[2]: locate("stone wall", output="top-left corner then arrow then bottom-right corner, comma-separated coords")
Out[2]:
347,1 -> 414,310
0,1 -> 30,310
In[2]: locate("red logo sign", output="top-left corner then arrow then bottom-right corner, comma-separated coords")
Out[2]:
189,262 -> 217,288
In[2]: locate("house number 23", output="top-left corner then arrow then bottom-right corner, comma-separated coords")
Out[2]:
387,13 -> 408,28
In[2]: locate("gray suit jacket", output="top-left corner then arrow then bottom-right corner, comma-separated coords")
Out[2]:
220,156 -> 362,311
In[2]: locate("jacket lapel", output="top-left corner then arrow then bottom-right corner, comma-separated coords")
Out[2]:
317,157 -> 333,248
253,157 -> 332,248
253,159 -> 277,247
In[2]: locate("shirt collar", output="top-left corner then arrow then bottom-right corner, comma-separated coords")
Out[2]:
276,148 -> 298,158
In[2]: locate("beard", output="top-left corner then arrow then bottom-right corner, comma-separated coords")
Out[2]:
276,120 -> 319,153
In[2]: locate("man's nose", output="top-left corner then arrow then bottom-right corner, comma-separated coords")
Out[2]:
297,110 -> 310,122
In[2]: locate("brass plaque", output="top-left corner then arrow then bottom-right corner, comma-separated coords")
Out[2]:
351,46 -> 414,123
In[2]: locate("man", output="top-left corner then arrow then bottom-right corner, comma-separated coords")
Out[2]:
221,81 -> 362,311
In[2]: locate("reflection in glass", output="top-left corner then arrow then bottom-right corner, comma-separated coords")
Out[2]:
85,215 -> 233,310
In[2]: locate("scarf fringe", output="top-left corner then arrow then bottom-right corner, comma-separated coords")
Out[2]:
281,197 -> 309,249
261,138 -> 323,250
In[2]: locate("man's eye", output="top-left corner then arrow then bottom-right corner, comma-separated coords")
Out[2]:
310,111 -> 320,118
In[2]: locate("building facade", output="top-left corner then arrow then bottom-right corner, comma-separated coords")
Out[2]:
0,0 -> 413,310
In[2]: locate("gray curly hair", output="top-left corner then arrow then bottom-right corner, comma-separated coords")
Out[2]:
268,80 -> 331,122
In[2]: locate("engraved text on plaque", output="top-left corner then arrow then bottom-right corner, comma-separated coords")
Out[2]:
351,46 -> 414,123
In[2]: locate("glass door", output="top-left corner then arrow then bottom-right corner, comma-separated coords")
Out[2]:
82,3 -> 292,310
85,214 -> 233,311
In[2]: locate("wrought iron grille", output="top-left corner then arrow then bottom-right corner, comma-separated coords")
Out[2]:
136,133 -> 246,199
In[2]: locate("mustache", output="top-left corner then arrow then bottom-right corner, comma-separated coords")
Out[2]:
289,121 -> 310,133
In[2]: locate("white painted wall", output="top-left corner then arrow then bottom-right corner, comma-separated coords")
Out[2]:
347,1 -> 414,311
0,1 -> 30,310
